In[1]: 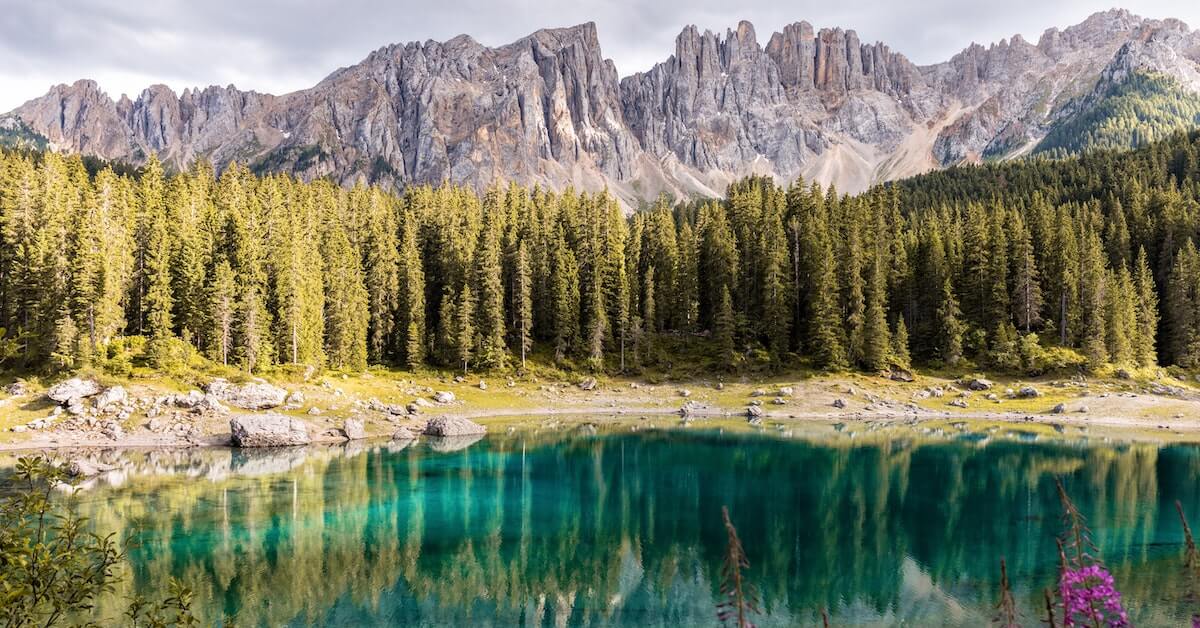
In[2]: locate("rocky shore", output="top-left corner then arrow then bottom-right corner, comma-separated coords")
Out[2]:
4,369 -> 1200,452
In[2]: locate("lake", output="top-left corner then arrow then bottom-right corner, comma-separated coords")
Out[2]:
22,423 -> 1200,626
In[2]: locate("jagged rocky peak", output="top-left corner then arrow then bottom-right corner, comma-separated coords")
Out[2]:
5,9 -> 1200,206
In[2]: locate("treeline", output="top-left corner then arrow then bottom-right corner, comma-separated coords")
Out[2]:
2,132 -> 1200,375
1034,72 -> 1200,158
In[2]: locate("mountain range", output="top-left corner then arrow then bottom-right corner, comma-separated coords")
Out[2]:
3,8 -> 1200,208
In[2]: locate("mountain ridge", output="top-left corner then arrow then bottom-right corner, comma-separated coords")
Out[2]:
5,8 -> 1200,207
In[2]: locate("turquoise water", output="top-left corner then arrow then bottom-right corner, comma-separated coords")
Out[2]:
35,427 -> 1200,626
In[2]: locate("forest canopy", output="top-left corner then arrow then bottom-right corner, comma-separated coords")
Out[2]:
2,131 -> 1200,377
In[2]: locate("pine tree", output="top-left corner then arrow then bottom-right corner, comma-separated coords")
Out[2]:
937,278 -> 964,366
456,284 -> 476,373
891,317 -> 911,370
1079,227 -> 1109,368
856,260 -> 886,374
359,187 -> 400,363
1132,247 -> 1159,367
322,220 -> 368,371
209,260 -> 237,367
1009,210 -> 1043,333
550,228 -> 579,362
513,241 -> 533,370
474,221 -> 507,368
1168,241 -> 1200,367
398,213 -> 426,370
713,285 -> 735,370
1105,265 -> 1137,366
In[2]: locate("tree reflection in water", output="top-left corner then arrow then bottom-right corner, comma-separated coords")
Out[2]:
15,428 -> 1200,627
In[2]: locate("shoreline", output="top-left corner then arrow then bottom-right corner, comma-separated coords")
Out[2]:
3,400 -> 1198,453
6,369 -> 1200,453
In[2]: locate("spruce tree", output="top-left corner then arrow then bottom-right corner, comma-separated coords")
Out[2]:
398,213 -> 426,370
937,278 -> 965,366
474,222 -> 507,368
891,317 -> 911,370
1132,247 -> 1159,367
513,241 -> 533,370
713,285 -> 735,370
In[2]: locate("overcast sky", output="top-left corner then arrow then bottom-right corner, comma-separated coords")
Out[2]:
1,1 -> 1196,112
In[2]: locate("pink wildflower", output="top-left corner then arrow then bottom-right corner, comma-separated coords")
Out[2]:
1058,565 -> 1129,627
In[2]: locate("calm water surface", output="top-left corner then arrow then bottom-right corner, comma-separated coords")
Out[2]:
22,425 -> 1200,626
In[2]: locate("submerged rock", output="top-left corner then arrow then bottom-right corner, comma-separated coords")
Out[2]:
230,414 -> 311,447
423,416 -> 486,437
67,459 -> 118,477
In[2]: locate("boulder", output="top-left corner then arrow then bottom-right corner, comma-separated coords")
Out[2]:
889,369 -> 915,383
832,398 -> 847,409
423,416 -> 487,437
478,380 -> 488,390
307,407 -> 322,416
746,405 -> 765,418
678,389 -> 691,397
4,381 -> 28,396
208,379 -> 287,410
391,427 -> 417,441
194,394 -> 228,414
679,400 -> 705,416
777,386 -> 794,396
230,413 -> 311,447
93,386 -> 127,411
47,378 -> 102,404
578,377 -> 598,391
949,398 -> 969,408
342,418 -> 367,440
433,391 -> 456,404
772,397 -> 787,405
1051,403 -> 1066,415
368,398 -> 407,415
100,422 -> 125,440
750,389 -> 767,397
172,390 -> 205,408
1015,386 -> 1040,399
962,378 -> 993,391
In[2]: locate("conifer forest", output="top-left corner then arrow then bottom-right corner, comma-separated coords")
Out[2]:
2,131 -> 1200,378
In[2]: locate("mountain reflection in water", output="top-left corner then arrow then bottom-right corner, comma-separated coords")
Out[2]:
9,426 -> 1200,627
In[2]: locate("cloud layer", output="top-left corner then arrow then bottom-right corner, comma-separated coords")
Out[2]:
1,0 -> 1196,111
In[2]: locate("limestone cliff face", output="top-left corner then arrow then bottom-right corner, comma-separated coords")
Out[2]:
6,10 -> 1200,206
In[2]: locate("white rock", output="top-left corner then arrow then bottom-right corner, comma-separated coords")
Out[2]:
423,416 -> 486,437
47,378 -> 101,404
230,414 -> 311,447
343,418 -> 367,440
93,386 -> 127,411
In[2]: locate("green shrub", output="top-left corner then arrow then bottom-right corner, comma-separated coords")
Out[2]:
0,456 -> 197,627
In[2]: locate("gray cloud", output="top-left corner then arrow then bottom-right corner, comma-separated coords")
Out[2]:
1,0 -> 1197,111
